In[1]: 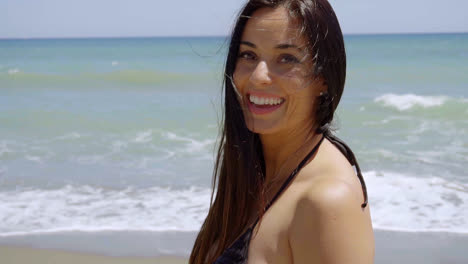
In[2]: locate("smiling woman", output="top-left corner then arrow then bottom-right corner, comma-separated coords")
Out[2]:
233,7 -> 323,135
190,1 -> 374,264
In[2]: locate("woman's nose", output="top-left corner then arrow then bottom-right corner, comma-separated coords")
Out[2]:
249,61 -> 272,86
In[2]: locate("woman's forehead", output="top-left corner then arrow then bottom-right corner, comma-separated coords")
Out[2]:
242,7 -> 305,47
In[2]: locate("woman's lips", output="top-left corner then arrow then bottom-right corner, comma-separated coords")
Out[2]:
246,93 -> 285,115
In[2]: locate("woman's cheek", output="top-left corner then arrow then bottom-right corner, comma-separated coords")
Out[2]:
233,66 -> 249,89
232,70 -> 245,99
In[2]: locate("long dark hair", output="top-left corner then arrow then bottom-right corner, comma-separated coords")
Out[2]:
190,1 -> 367,263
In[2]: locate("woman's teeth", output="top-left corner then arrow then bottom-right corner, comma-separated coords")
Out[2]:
249,95 -> 283,105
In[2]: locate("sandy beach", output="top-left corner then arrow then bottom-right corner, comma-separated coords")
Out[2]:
0,246 -> 188,264
1,230 -> 467,264
374,230 -> 468,264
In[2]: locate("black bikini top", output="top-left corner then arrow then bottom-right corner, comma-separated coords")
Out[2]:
213,134 -> 368,264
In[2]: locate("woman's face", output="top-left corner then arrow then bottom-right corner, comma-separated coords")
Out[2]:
233,6 -> 325,135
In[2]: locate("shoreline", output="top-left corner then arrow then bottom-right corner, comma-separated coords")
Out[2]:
0,230 -> 467,263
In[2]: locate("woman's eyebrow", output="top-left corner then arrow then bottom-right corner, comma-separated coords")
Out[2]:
275,43 -> 303,52
240,41 -> 256,48
240,41 -> 302,52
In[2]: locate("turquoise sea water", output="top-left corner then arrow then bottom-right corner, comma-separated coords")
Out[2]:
0,34 -> 467,243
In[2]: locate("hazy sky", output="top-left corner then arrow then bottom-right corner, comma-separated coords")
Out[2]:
1,0 -> 467,38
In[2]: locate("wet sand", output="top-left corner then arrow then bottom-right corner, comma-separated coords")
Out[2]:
0,246 -> 188,264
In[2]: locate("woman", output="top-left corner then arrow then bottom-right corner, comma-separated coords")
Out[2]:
190,0 -> 374,263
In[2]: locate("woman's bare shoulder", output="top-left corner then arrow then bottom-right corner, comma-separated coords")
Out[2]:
286,140 -> 374,263
289,176 -> 374,263
296,138 -> 365,204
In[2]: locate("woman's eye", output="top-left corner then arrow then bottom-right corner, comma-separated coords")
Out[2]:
238,51 -> 257,61
279,54 -> 300,64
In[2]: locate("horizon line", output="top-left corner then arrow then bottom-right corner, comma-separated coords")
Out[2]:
0,31 -> 467,40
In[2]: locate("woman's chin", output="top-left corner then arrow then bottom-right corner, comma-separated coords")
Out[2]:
245,120 -> 282,135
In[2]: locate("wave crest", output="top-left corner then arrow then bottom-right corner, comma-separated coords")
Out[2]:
374,93 -> 448,111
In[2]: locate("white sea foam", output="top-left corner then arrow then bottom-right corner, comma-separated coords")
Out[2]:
111,140 -> 128,152
406,149 -> 457,167
111,61 -> 119,66
363,115 -> 412,126
0,141 -> 12,157
56,132 -> 82,140
7,68 -> 19,75
375,93 -> 447,111
134,130 -> 153,143
365,171 -> 468,233
164,132 -> 215,154
0,171 -> 467,236
25,155 -> 42,163
0,185 -> 211,236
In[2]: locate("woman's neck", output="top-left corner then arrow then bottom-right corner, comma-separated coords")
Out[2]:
259,122 -> 321,185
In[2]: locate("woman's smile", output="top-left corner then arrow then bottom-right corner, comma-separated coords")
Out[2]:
246,92 -> 285,115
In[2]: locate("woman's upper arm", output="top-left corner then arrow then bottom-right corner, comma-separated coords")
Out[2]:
288,178 -> 374,264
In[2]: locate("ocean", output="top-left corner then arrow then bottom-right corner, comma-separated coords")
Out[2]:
0,34 -> 467,256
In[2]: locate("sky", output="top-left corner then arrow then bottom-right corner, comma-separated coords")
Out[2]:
1,0 -> 467,38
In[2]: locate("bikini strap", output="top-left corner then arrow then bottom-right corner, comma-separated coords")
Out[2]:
324,132 -> 368,208
264,135 -> 326,212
